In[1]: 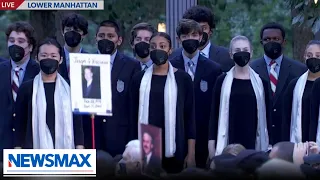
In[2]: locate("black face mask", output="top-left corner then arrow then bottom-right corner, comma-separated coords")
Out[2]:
64,31 -> 82,48
264,41 -> 282,59
9,45 -> 25,62
98,39 -> 115,54
150,49 -> 168,66
182,39 -> 200,54
40,58 -> 59,75
306,58 -> 320,73
233,51 -> 251,67
199,32 -> 209,47
134,42 -> 150,58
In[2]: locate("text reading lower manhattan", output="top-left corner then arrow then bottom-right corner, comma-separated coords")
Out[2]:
27,2 -> 98,9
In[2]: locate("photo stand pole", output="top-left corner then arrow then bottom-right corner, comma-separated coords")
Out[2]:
91,114 -> 96,149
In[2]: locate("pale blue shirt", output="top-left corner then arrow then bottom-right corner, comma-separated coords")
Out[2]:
11,58 -> 30,85
98,49 -> 117,70
264,54 -> 283,75
182,50 -> 200,72
140,59 -> 153,70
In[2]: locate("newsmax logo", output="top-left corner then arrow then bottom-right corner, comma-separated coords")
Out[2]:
3,149 -> 96,177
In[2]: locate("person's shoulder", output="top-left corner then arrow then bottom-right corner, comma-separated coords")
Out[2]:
19,79 -> 35,93
132,70 -> 145,83
169,47 -> 183,59
119,52 -> 140,65
201,56 -> 222,71
284,56 -> 305,67
250,57 -> 264,66
215,45 -> 229,54
0,60 -> 10,69
217,72 -> 227,82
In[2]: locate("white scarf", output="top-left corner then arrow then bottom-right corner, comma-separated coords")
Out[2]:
290,71 -> 308,143
215,67 -> 269,155
32,73 -> 75,149
138,62 -> 177,157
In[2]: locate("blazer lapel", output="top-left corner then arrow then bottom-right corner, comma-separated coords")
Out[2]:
255,58 -> 269,82
22,59 -> 37,83
194,56 -> 206,84
209,44 -> 219,63
273,57 -> 290,104
174,54 -> 185,71
111,53 -> 126,84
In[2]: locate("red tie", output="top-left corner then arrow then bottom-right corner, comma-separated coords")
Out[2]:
12,67 -> 21,101
269,60 -> 278,96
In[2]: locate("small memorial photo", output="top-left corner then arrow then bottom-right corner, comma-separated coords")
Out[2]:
69,53 -> 112,116
82,65 -> 101,99
140,123 -> 162,176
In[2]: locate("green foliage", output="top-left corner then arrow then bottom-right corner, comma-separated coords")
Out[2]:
287,0 -> 320,34
0,0 -> 294,59
199,0 -> 293,59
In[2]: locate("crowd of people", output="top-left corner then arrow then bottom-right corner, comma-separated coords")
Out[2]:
0,5 -> 320,179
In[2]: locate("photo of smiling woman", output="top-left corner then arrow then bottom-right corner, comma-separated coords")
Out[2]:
13,38 -> 84,149
130,32 -> 196,173
208,35 -> 271,157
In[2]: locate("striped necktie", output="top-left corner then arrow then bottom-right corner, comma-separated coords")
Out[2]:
187,61 -> 195,81
269,60 -> 278,96
12,67 -> 21,101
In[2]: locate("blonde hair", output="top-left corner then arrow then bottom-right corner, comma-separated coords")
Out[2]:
229,35 -> 252,53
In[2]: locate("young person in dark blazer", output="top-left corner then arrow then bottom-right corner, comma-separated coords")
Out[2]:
83,20 -> 141,156
130,22 -> 157,71
170,19 -> 222,168
170,5 -> 234,72
0,21 -> 39,161
59,13 -> 88,82
250,22 -> 307,145
130,32 -> 196,173
282,40 -> 320,142
13,38 -> 84,149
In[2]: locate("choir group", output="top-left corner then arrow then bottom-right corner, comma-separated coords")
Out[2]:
0,5 -> 320,173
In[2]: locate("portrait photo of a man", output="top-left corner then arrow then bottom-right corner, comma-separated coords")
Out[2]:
82,66 -> 101,99
142,131 -> 161,171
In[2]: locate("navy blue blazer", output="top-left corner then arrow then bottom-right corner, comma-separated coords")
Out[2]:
170,44 -> 234,72
0,57 -> 7,63
250,56 -> 307,144
0,59 -> 39,161
170,54 -> 222,168
59,48 -> 87,82
82,52 -> 141,157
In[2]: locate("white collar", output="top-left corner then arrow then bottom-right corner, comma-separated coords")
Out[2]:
200,41 -> 211,58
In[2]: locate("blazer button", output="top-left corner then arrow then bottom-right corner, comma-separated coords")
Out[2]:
103,119 -> 106,123
13,113 -> 16,117
12,128 -> 15,131
273,109 -> 277,112
272,125 -> 275,127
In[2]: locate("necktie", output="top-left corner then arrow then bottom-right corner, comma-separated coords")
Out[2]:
142,64 -> 148,71
187,61 -> 195,81
12,67 -> 21,101
269,60 -> 278,96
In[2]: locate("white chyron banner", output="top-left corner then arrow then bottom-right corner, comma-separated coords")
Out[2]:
69,53 -> 112,116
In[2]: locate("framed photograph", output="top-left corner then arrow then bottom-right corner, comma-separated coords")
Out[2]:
69,53 -> 112,116
139,123 -> 162,176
